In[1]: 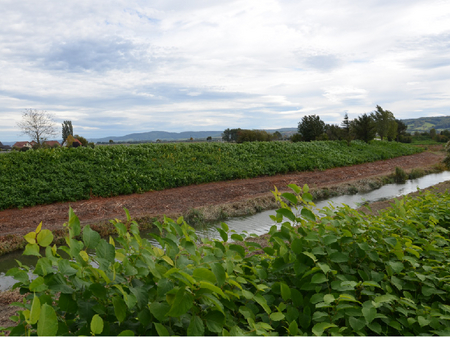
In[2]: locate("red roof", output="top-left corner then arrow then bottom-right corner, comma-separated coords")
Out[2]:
44,141 -> 61,147
13,141 -> 33,148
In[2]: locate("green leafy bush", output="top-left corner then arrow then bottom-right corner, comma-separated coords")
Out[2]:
0,141 -> 422,210
394,167 -> 408,183
3,184 -> 450,335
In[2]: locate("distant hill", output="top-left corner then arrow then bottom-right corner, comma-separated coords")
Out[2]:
402,116 -> 450,133
89,128 -> 297,143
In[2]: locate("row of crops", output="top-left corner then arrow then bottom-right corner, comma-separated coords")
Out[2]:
0,140 -> 422,210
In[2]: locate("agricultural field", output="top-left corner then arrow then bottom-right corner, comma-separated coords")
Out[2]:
0,141 -> 422,210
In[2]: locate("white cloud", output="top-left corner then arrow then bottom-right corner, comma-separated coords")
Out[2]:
1,0 -> 450,141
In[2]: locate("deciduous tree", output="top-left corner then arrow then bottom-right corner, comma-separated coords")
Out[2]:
17,109 -> 57,145
371,105 -> 397,141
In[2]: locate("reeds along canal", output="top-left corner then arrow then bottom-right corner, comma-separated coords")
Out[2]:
1,171 -> 450,291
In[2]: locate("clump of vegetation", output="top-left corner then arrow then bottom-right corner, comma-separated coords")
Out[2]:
443,140 -> 450,169
0,141 -> 422,210
409,168 -> 425,180
3,185 -> 450,336
183,208 -> 205,226
394,167 -> 408,183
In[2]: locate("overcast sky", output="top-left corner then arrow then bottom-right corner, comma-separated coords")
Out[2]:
1,0 -> 450,142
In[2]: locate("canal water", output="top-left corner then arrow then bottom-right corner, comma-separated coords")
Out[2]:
1,171 -> 450,291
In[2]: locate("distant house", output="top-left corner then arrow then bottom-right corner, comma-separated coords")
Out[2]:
43,140 -> 61,147
13,141 -> 35,149
62,138 -> 83,147
72,139 -> 83,147
0,142 -> 12,150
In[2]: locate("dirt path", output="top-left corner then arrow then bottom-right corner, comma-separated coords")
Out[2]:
0,151 -> 445,239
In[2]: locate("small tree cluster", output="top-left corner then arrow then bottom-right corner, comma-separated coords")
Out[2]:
222,128 -> 284,143
294,106 -> 406,144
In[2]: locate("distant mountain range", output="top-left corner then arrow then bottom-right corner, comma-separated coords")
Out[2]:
402,116 -> 450,133
89,128 -> 298,143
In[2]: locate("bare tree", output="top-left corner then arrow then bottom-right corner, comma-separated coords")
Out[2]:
17,109 -> 57,145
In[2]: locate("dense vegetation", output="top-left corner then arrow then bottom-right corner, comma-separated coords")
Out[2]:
2,184 -> 450,336
0,141 -> 422,210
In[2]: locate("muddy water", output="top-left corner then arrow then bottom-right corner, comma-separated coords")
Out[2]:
1,171 -> 450,291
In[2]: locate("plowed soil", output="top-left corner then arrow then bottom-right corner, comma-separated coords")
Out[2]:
0,150 -> 445,238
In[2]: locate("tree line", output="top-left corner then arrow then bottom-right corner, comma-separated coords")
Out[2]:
222,106 -> 409,144
295,106 -> 409,143
222,129 -> 283,143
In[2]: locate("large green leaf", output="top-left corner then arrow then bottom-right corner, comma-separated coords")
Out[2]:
23,243 -> 41,256
349,317 -> 366,331
154,323 -> 169,336
36,229 -> 54,247
312,322 -> 337,336
166,287 -> 194,317
362,301 -> 377,324
301,208 -> 316,222
187,315 -> 205,336
204,310 -> 225,333
90,314 -> 104,335
311,273 -> 328,284
216,228 -> 228,242
30,295 -> 40,325
68,207 -> 81,237
329,252 -> 349,263
211,263 -> 226,287
149,302 -> 170,322
254,294 -> 271,314
6,268 -> 29,284
289,320 -> 299,335
276,208 -> 296,222
30,276 -> 47,292
96,240 -> 115,263
193,268 -> 217,284
198,281 -> 227,298
280,282 -> 291,301
83,225 -> 101,249
281,192 -> 298,205
270,312 -> 285,321
229,244 -> 246,258
37,304 -> 58,336
113,296 -> 127,323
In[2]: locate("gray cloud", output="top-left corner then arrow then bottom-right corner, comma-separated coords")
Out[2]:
43,37 -> 148,72
303,54 -> 342,71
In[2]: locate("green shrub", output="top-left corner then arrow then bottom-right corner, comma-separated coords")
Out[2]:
3,185 -> 450,335
394,167 -> 408,183
409,168 -> 425,180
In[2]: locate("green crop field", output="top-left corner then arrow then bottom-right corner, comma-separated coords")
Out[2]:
0,140 -> 422,210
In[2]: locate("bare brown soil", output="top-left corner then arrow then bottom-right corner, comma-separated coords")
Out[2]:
0,149 -> 448,329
